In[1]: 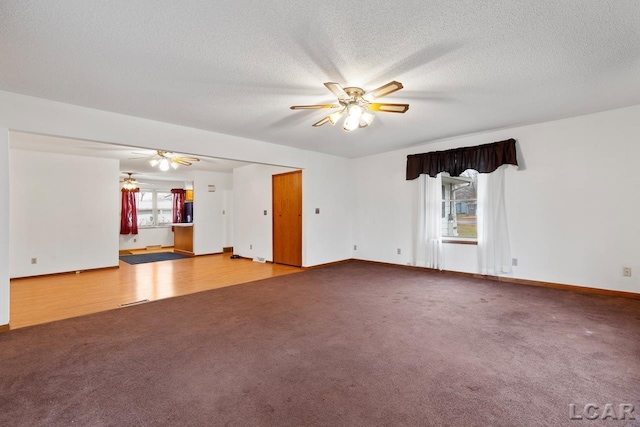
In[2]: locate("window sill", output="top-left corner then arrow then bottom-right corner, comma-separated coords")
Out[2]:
442,239 -> 478,245
138,225 -> 173,230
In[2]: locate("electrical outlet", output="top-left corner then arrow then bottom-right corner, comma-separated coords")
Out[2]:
222,210 -> 226,215
31,258 -> 37,265
397,248 -> 401,255
622,266 -> 632,277
315,208 -> 320,214
250,244 -> 253,250
263,210 -> 267,215
512,258 -> 518,266
353,245 -> 357,251
133,238 -> 137,243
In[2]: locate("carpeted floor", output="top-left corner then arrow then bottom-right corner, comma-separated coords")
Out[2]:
1,262 -> 639,426
119,251 -> 191,265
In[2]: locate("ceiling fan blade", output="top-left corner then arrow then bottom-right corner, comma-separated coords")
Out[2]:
173,159 -> 192,166
290,104 -> 340,110
324,82 -> 350,101
364,81 -> 404,100
174,156 -> 200,163
368,103 -> 410,113
312,116 -> 331,127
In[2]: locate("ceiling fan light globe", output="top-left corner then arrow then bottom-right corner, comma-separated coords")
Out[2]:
149,159 -> 159,167
159,158 -> 171,171
171,161 -> 179,169
343,116 -> 359,132
328,111 -> 343,125
360,112 -> 375,127
347,103 -> 363,119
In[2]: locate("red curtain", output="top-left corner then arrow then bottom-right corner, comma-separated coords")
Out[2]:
171,189 -> 186,224
120,188 -> 139,235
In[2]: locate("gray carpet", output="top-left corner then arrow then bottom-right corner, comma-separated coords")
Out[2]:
1,262 -> 639,426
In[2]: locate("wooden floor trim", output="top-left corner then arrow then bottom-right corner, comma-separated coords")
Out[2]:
350,259 -> 640,300
11,265 -> 120,281
302,259 -> 353,270
195,251 -> 223,257
0,324 -> 9,334
235,256 -> 275,264
490,275 -> 640,300
173,249 -> 195,257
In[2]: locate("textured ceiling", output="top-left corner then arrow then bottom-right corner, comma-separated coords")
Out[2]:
1,1 -> 639,158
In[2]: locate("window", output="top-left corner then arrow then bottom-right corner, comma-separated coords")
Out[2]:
137,190 -> 174,227
441,169 -> 478,239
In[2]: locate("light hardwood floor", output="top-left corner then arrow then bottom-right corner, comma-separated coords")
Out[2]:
10,253 -> 302,329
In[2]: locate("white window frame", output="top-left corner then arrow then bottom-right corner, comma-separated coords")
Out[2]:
137,189 -> 174,228
441,170 -> 478,243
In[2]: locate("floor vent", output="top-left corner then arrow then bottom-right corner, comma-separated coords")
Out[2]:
118,299 -> 150,308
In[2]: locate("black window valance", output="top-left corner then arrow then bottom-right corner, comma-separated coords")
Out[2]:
406,138 -> 518,180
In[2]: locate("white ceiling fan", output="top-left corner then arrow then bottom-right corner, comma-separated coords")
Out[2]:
290,81 -> 409,131
137,150 -> 201,171
120,172 -> 145,190
120,172 -> 157,189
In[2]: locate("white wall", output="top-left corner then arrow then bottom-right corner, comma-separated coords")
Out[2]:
303,158 -> 354,266
119,227 -> 174,250
10,149 -> 120,278
352,105 -> 640,294
233,164 -> 297,261
223,189 -> 233,247
0,129 -> 9,326
233,161 -> 354,266
188,170 -> 232,255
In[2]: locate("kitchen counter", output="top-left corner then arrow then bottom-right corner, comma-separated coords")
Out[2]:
173,224 -> 194,256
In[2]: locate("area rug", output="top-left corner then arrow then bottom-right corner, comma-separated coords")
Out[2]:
119,252 -> 191,265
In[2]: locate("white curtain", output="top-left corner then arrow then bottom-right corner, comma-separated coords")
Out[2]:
477,165 -> 512,275
412,174 -> 443,269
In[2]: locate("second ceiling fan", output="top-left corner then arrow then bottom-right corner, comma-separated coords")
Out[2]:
290,81 -> 409,131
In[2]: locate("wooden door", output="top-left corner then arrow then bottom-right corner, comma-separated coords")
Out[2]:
272,170 -> 302,266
